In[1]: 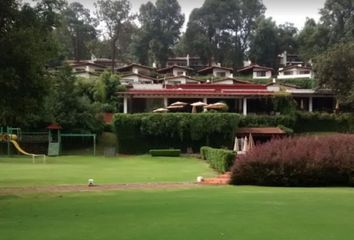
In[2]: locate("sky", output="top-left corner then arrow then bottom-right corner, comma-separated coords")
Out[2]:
66,0 -> 326,30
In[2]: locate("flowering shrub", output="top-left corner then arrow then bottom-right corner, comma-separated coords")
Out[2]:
231,134 -> 354,186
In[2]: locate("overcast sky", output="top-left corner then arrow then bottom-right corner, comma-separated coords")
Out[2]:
63,0 -> 326,30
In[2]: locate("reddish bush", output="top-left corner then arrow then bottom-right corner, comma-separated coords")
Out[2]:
231,134 -> 354,186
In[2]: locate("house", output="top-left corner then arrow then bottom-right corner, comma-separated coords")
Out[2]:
157,65 -> 194,78
211,78 -> 250,85
164,76 -> 199,85
117,64 -> 156,85
120,73 -> 156,85
116,63 -> 155,77
278,65 -> 313,79
278,51 -> 304,66
198,65 -> 234,78
68,61 -> 107,78
237,65 -> 273,79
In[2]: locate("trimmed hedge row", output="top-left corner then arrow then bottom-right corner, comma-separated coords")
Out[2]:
200,146 -> 236,173
150,149 -> 181,157
114,113 -> 240,154
239,114 -> 296,129
294,112 -> 354,133
231,134 -> 354,187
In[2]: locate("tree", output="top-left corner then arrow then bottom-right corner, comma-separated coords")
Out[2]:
94,71 -> 123,113
248,17 -> 280,69
320,0 -> 354,45
298,18 -> 330,61
56,2 -> 97,61
184,0 -> 265,68
314,42 -> 354,110
0,0 -> 63,127
277,22 -> 298,54
132,0 -> 184,67
46,66 -> 104,133
95,0 -> 135,71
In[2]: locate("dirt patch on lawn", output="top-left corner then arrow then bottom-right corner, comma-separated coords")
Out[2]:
0,182 -> 203,195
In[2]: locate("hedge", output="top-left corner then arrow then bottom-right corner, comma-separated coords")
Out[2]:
150,149 -> 181,157
114,113 -> 240,154
239,114 -> 296,129
200,146 -> 236,173
231,134 -> 354,187
294,112 -> 354,133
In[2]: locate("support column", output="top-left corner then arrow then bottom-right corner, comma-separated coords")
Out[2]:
309,97 -> 313,112
203,97 -> 208,104
300,99 -> 304,110
163,97 -> 168,108
123,96 -> 128,114
243,98 -> 248,116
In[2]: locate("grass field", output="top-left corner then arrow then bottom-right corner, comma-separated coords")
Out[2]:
1,187 -> 354,240
1,154 -> 353,240
0,155 -> 216,187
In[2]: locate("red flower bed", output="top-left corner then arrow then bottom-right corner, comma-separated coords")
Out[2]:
231,134 -> 354,186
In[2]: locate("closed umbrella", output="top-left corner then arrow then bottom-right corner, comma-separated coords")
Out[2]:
233,137 -> 239,152
248,133 -> 255,150
242,137 -> 248,152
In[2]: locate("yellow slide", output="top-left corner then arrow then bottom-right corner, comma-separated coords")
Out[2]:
10,140 -> 37,157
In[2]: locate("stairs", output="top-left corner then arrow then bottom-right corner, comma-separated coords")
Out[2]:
201,172 -> 231,185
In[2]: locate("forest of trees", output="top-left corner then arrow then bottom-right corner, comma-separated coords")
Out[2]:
0,0 -> 353,129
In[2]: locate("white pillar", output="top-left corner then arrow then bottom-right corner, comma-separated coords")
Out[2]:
123,96 -> 128,114
163,97 -> 168,108
243,98 -> 248,116
203,97 -> 208,104
309,97 -> 313,112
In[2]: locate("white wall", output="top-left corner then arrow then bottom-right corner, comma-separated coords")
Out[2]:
132,84 -> 163,90
172,68 -> 187,77
212,79 -> 234,85
253,70 -> 272,79
278,68 -> 313,79
213,69 -> 232,78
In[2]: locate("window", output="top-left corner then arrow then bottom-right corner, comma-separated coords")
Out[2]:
284,71 -> 293,75
256,71 -> 266,77
300,70 -> 310,74
177,71 -> 184,76
216,72 -> 226,77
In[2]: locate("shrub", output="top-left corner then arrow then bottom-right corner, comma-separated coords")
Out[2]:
239,114 -> 296,129
279,78 -> 316,89
231,134 -> 354,187
200,146 -> 236,173
295,112 -> 354,133
150,149 -> 181,157
114,113 -> 240,154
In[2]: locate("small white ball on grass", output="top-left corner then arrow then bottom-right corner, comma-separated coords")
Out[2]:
197,176 -> 204,183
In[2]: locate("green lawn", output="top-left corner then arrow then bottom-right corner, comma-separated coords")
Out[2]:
1,187 -> 354,240
0,155 -> 216,187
